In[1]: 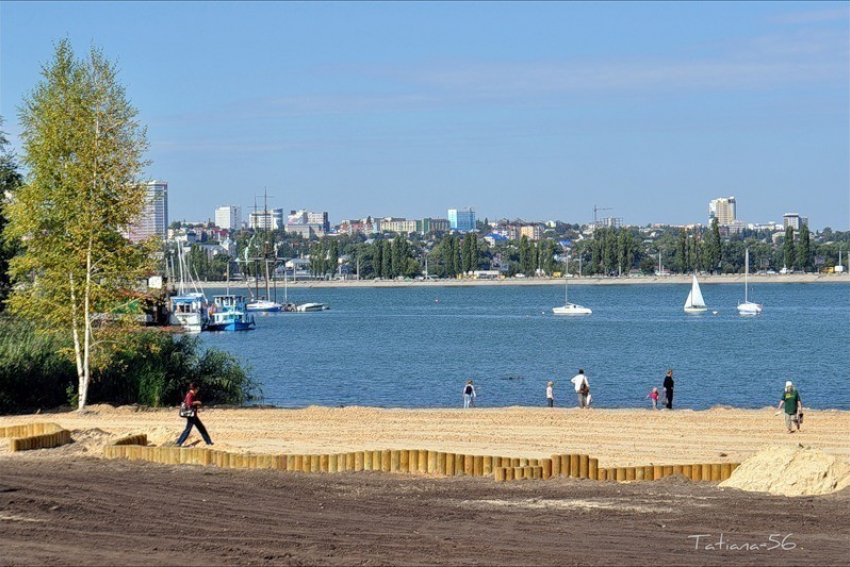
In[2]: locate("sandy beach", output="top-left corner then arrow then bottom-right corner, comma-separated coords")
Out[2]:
3,406 -> 848,466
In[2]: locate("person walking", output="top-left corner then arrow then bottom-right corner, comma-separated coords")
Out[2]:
663,369 -> 675,410
462,380 -> 476,408
546,381 -> 555,408
570,369 -> 590,409
776,381 -> 802,434
176,382 -> 214,446
647,387 -> 660,411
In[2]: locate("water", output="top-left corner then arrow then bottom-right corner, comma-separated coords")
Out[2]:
199,282 -> 850,410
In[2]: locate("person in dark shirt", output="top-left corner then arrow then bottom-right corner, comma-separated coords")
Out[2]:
663,369 -> 675,410
777,381 -> 802,434
176,382 -> 214,446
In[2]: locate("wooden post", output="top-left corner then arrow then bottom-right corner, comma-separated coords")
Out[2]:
473,455 -> 483,476
579,455 -> 589,479
482,456 -> 493,476
427,451 -> 438,474
495,467 -> 507,482
570,454 -> 580,478
438,452 -> 447,476
514,467 -> 526,480
589,458 -> 598,481
636,466 -> 645,481
390,450 -> 400,473
399,450 -> 410,473
300,454 -> 310,473
504,467 -> 514,481
625,467 -> 636,481
381,449 -> 391,473
644,466 -> 654,481
720,463 -> 732,480
354,451 -> 364,472
710,464 -> 721,481
455,453 -> 465,475
363,450 -> 373,471
663,465 -> 674,477
512,457 -> 522,468
444,452 -> 454,476
320,454 -> 329,473
672,465 -> 683,476
345,452 -> 354,471
492,456 -> 502,468
682,465 -> 692,479
551,455 -> 561,476
328,453 -> 338,473
616,467 -> 626,482
532,466 -> 543,480
292,454 -> 302,472
599,468 -> 608,481
542,458 -> 553,480
464,455 -> 474,476
523,467 -> 533,480
691,463 -> 702,481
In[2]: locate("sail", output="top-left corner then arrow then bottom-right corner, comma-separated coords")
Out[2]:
689,275 -> 706,308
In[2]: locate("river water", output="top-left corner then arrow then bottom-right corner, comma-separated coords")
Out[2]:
199,282 -> 850,410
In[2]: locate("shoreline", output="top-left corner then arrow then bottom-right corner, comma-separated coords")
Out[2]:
198,272 -> 850,288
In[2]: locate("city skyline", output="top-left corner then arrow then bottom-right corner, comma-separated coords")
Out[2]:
1,2 -> 848,229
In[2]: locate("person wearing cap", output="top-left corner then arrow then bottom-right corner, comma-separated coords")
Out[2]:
777,381 -> 802,434
546,381 -> 555,408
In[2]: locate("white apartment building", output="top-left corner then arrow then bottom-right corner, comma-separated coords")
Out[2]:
214,205 -> 242,231
709,197 -> 736,226
128,180 -> 168,243
783,213 -> 808,230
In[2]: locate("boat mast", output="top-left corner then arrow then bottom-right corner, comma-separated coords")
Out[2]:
744,247 -> 749,303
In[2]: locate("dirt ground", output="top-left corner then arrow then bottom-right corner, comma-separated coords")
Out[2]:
0,455 -> 847,566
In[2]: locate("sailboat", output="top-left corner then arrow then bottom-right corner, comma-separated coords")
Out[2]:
737,248 -> 763,316
683,274 -> 708,313
552,278 -> 592,316
167,242 -> 209,333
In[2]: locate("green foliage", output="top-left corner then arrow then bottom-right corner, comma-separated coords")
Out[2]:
796,225 -> 811,271
0,117 -> 23,310
783,226 -> 796,269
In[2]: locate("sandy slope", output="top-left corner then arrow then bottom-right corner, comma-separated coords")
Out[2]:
3,406 -> 847,466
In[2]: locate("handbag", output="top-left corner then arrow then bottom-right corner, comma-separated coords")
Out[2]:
179,402 -> 195,418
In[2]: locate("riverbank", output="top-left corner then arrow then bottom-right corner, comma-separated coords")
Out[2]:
201,272 -> 850,288
3,406 -> 848,466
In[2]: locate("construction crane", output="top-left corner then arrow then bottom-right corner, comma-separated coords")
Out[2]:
593,204 -> 612,228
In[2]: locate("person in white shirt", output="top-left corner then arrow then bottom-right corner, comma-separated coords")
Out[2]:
462,380 -> 476,408
570,369 -> 590,409
546,381 -> 555,408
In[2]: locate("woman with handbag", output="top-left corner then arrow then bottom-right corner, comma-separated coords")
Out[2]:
176,382 -> 214,446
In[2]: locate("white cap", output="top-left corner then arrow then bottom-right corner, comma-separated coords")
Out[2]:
785,381 -> 793,388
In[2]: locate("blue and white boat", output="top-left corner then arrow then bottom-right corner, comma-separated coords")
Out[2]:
245,299 -> 283,313
207,295 -> 256,331
168,292 -> 208,333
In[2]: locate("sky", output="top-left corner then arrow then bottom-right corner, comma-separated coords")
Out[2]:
1,1 -> 848,229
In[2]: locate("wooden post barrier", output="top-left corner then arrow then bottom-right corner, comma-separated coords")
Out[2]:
455,454 -> 465,475
418,450 -> 428,474
720,463 -> 732,480
495,467 -> 507,482
464,455 -> 474,476
444,453 -> 454,476
514,467 -> 526,480
390,450 -> 400,473
556,455 -> 566,476
542,458 -> 553,480
570,454 -> 580,478
625,467 -> 636,481
381,450 -> 391,473
298,454 -> 309,473
616,467 -> 626,482
636,467 -> 645,481
291,454 -> 302,472
427,451 -> 438,474
363,450 -> 373,471
690,463 -> 701,481
342,452 -> 352,471
327,453 -> 337,473
710,464 -> 721,481
371,450 -> 380,470
579,455 -> 589,479
354,451 -> 364,472
320,454 -> 329,473
438,452 -> 447,476
399,450 -> 409,473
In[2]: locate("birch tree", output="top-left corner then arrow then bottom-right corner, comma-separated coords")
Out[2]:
5,40 -> 153,410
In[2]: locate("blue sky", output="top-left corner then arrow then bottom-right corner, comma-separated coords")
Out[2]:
1,1 -> 848,229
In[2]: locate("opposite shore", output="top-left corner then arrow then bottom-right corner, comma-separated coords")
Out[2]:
199,272 -> 850,288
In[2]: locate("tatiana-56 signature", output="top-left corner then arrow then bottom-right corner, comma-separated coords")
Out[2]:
688,533 -> 797,551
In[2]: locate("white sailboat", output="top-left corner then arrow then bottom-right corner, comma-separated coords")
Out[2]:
552,278 -> 591,316
737,248 -> 763,316
683,274 -> 708,313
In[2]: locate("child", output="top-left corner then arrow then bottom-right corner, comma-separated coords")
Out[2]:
647,387 -> 659,411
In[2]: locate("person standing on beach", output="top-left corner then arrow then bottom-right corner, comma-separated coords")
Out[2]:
663,370 -> 675,410
463,380 -> 476,408
570,369 -> 589,409
647,387 -> 660,411
176,382 -> 214,446
776,381 -> 802,434
546,381 -> 555,408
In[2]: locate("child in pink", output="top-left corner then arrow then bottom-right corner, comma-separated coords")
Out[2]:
647,387 -> 659,410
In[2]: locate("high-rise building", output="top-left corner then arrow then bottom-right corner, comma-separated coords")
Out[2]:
519,225 -> 543,241
448,207 -> 476,232
708,197 -> 736,226
128,180 -> 168,243
214,205 -> 242,231
783,213 -> 808,230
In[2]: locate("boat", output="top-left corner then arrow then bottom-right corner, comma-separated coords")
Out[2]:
737,248 -> 763,316
167,242 -> 209,332
206,295 -> 256,331
245,299 -> 283,313
683,274 -> 708,313
552,278 -> 591,316
294,302 -> 330,313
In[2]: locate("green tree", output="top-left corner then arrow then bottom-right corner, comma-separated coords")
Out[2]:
783,226 -> 796,270
518,235 -> 532,275
382,239 -> 393,278
704,219 -> 722,273
796,224 -> 811,272
373,240 -> 383,278
5,41 -> 153,410
0,118 -> 24,310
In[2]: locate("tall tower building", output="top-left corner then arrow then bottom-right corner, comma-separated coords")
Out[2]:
448,207 -> 476,232
215,205 -> 242,230
128,181 -> 168,243
708,197 -> 736,226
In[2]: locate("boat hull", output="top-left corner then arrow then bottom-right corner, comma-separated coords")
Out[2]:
684,306 -> 708,314
553,304 -> 592,316
737,302 -> 763,316
295,303 -> 329,312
